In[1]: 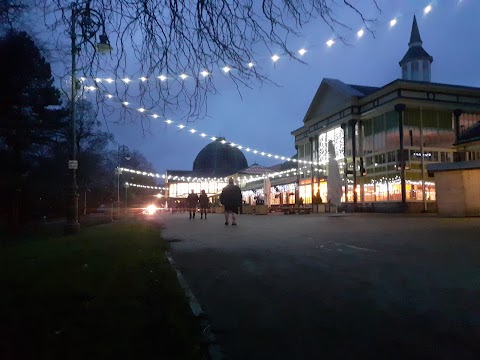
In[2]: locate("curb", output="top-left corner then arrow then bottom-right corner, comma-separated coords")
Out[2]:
166,252 -> 224,360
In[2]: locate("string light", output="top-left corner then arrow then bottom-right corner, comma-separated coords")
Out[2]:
78,2 -> 442,88
125,182 -> 167,190
88,3 -> 447,171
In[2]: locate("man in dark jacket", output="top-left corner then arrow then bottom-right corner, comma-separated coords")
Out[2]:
186,190 -> 199,219
220,178 -> 242,226
199,190 -> 209,219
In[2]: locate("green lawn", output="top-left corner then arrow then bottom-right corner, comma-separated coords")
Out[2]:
0,221 -> 206,359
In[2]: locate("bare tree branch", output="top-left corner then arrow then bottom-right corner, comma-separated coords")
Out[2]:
33,0 -> 380,123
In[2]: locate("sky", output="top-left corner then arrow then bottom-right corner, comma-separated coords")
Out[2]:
82,0 -> 480,179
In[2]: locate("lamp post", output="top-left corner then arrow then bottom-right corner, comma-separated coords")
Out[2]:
125,182 -> 130,209
116,145 -> 131,218
65,1 -> 112,234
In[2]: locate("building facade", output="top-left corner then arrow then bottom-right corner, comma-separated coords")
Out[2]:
292,17 -> 480,211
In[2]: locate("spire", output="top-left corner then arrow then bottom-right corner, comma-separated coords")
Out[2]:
409,15 -> 422,47
399,15 -> 433,82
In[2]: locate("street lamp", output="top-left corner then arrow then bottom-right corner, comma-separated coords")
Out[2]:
65,1 -> 112,234
117,145 -> 131,218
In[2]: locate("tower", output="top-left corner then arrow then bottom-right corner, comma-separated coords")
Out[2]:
399,15 -> 433,82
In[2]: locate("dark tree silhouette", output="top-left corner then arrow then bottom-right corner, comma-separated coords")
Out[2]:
0,30 -> 65,235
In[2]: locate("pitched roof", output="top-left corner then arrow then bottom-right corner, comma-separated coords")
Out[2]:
302,78 -> 380,123
455,122 -> 480,145
348,84 -> 380,96
237,163 -> 272,175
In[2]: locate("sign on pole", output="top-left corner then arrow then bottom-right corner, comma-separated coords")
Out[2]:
68,160 -> 78,169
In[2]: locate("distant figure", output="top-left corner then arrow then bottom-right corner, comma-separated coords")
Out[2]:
220,177 -> 242,226
199,190 -> 209,219
187,189 -> 199,219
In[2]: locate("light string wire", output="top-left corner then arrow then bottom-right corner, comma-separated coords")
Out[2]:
76,2 -> 437,87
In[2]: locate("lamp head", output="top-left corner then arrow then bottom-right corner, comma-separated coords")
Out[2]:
97,34 -> 113,54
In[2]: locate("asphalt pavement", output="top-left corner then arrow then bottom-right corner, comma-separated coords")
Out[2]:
156,212 -> 480,359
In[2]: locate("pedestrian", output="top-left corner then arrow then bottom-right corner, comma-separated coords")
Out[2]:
187,189 -> 199,219
220,177 -> 242,226
199,190 -> 209,219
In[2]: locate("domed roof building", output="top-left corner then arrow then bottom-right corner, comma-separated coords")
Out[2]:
165,137 -> 249,199
193,137 -> 248,177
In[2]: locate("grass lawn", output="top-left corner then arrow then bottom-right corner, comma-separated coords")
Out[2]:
0,221 -> 207,359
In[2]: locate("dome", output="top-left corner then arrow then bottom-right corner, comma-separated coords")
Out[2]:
193,138 -> 248,177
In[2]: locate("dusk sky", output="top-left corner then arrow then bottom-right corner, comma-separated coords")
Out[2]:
84,0 -> 479,178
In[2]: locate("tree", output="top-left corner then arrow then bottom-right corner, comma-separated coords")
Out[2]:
39,0 -> 380,121
0,30 -> 65,234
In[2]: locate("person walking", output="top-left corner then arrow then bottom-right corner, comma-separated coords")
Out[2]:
199,190 -> 209,219
220,177 -> 242,226
187,190 -> 199,219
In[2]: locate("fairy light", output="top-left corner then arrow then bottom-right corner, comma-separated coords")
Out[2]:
189,129 -> 197,133
326,39 -> 335,47
210,137 -> 217,141
222,66 -> 231,73
105,78 -> 114,83
158,75 -> 167,81
95,77 -> 102,82
122,77 -> 131,83
165,119 -> 173,124
122,101 -> 129,106
390,18 -> 397,27
248,62 -> 254,68
357,29 -> 364,38
125,182 -> 167,190
180,74 -> 188,80
106,94 -> 113,99
140,76 -> 148,82
424,4 -> 432,14
152,114 -> 159,119
178,124 -> 185,129
271,54 -> 280,62
200,133 -> 207,137
137,107 -> 146,113
298,48 -> 307,56
200,70 -> 209,77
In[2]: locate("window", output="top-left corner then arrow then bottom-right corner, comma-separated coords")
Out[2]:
402,64 -> 407,79
298,144 -> 304,158
423,60 -> 430,81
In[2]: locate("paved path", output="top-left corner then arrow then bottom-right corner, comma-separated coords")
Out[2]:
157,212 -> 480,359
